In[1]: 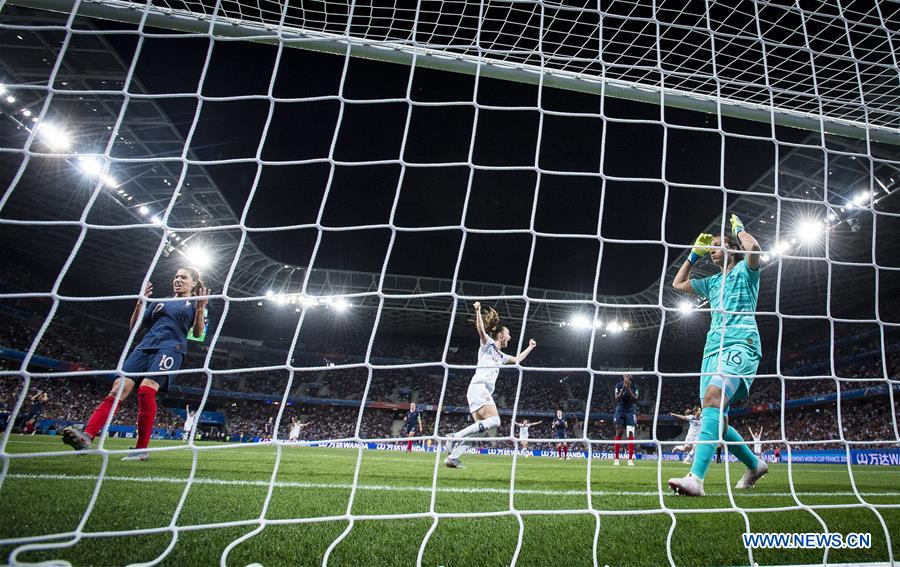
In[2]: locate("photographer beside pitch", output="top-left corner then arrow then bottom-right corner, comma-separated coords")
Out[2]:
668,214 -> 768,496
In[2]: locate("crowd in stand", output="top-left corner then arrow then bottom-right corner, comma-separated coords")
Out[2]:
1,256 -> 898,452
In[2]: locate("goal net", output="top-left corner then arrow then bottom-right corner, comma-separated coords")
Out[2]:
0,0 -> 898,565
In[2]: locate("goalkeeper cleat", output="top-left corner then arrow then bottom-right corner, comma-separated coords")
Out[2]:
122,451 -> 150,461
444,457 -> 464,469
61,426 -> 91,451
735,460 -> 768,489
668,474 -> 705,497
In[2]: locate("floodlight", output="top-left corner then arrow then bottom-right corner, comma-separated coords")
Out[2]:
678,301 -> 693,314
37,122 -> 71,150
184,245 -> 212,269
569,314 -> 591,330
138,205 -> 150,216
796,219 -> 823,244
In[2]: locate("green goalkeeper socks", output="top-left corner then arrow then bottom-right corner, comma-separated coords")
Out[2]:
689,407 -> 721,481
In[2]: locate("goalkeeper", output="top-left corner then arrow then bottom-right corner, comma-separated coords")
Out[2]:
668,215 -> 768,496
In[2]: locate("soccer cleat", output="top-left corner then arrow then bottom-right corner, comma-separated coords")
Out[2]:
668,474 -> 705,497
61,426 -> 91,451
628,459 -> 635,467
121,451 -> 150,461
735,459 -> 768,489
613,459 -> 620,466
444,457 -> 464,468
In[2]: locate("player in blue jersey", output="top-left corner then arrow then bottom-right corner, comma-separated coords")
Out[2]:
552,410 -> 569,459
613,374 -> 639,466
404,402 -> 424,452
668,215 -> 768,496
61,268 -> 209,461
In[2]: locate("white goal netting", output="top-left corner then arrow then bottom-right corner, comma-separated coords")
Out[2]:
0,0 -> 899,565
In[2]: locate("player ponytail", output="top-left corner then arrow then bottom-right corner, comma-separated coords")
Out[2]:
480,307 -> 505,339
182,266 -> 204,296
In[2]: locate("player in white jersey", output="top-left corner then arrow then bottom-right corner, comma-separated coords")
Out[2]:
444,302 -> 537,468
288,417 -> 309,442
748,426 -> 763,456
514,419 -> 541,456
182,405 -> 196,442
670,407 -> 701,463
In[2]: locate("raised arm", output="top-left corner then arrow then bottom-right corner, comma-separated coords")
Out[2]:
193,285 -> 210,339
669,412 -> 689,421
473,301 -> 489,345
508,339 -> 537,364
532,421 -> 542,426
673,233 -> 713,294
729,214 -> 761,270
130,281 -> 153,331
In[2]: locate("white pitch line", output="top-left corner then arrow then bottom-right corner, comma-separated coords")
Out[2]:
5,473 -> 900,499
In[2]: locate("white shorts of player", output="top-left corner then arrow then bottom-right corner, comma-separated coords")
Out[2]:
467,382 -> 495,414
520,432 -> 529,440
754,443 -> 762,455
289,434 -> 298,441
685,431 -> 699,445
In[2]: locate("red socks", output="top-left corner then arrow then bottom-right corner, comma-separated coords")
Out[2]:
407,439 -> 413,452
614,435 -> 622,459
628,435 -> 635,460
135,386 -> 158,450
563,444 -> 569,458
84,395 -> 118,438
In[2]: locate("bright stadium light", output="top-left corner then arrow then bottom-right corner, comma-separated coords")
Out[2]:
265,290 -> 274,299
78,156 -> 103,176
761,253 -> 771,263
138,205 -> 150,216
569,314 -> 592,330
333,298 -> 350,312
678,301 -> 694,315
150,215 -> 162,225
36,122 -> 71,150
184,245 -> 212,269
606,321 -> 622,334
5,95 -> 15,103
796,219 -> 824,244
773,241 -> 791,256
852,191 -> 871,206
275,294 -> 288,306
622,321 -> 630,331
301,296 -> 317,307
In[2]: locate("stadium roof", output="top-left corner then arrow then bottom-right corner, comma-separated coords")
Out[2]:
1,5 -> 898,348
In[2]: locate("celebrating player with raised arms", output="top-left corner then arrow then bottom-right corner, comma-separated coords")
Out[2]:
749,425 -> 764,456
444,302 -> 536,468
514,419 -> 541,456
552,410 -> 569,459
404,402 -> 424,452
61,268 -> 209,461
182,404 -> 196,442
613,374 -> 639,466
671,407 -> 701,463
668,215 -> 768,496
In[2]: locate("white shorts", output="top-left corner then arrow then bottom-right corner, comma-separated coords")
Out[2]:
289,434 -> 299,441
754,443 -> 762,455
685,431 -> 699,445
467,382 -> 495,414
520,432 -> 529,440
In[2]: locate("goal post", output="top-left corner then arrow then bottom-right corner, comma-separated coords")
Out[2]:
7,0 -> 900,146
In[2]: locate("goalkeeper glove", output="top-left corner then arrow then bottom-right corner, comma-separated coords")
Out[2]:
729,213 -> 744,238
688,233 -> 713,265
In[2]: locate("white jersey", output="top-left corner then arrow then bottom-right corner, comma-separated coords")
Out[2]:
519,425 -> 529,439
685,416 -> 701,442
184,415 -> 194,431
752,435 -> 762,454
289,423 -> 301,440
469,339 -> 511,393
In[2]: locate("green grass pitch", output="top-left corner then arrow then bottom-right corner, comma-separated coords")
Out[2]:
2,436 -> 898,566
